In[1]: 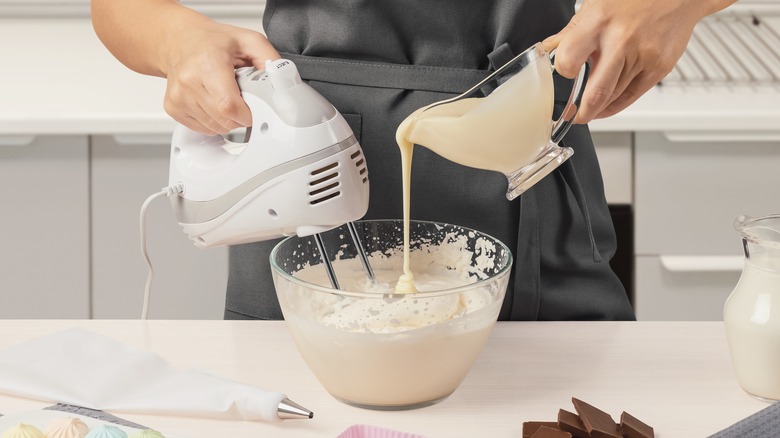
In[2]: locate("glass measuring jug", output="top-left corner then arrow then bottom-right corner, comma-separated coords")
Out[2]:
724,214 -> 780,401
395,43 -> 589,200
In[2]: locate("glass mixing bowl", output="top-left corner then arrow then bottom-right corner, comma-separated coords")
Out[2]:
270,220 -> 512,410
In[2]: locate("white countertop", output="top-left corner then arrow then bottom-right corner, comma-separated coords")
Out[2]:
0,320 -> 768,437
2,17 -> 779,136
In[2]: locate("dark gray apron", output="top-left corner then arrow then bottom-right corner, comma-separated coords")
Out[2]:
225,0 -> 635,321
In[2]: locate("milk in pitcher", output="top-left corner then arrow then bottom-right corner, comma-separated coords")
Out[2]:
724,214 -> 780,401
724,254 -> 780,401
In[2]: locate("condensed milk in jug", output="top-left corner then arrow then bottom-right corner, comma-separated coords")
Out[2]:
724,214 -> 780,401
396,43 -> 589,201
394,43 -> 589,293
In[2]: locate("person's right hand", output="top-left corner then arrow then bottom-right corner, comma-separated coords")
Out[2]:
162,20 -> 280,135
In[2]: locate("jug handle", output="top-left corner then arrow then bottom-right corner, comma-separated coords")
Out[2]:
550,52 -> 591,144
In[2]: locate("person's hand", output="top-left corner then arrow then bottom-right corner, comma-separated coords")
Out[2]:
162,20 -> 280,135
542,0 -> 733,124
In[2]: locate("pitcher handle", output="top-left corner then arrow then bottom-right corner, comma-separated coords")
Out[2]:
549,51 -> 591,144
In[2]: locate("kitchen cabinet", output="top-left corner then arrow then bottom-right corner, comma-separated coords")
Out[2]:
91,135 -> 228,319
591,132 -> 633,205
635,255 -> 740,321
0,135 -> 89,318
634,131 -> 780,320
0,2 -> 260,319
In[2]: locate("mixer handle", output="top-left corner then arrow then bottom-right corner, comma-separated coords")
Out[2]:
550,52 -> 591,145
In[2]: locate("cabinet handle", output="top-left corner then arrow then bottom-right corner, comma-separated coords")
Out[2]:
659,255 -> 744,272
663,131 -> 780,143
112,134 -> 172,145
0,135 -> 36,147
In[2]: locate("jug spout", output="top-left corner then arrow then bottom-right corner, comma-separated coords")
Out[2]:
735,214 -> 780,267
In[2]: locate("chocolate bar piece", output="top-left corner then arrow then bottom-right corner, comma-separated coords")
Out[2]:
558,409 -> 590,438
572,398 -> 621,438
531,426 -> 572,438
620,411 -> 655,438
523,421 -> 560,438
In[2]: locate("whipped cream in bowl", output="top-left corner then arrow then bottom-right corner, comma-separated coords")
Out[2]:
270,220 -> 512,410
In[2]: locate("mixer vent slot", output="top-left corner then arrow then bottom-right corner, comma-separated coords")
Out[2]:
310,192 -> 340,205
310,172 -> 338,186
309,161 -> 341,205
310,182 -> 340,196
311,162 -> 338,175
351,150 -> 368,184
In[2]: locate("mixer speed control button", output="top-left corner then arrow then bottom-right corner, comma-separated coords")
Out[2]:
265,59 -> 303,90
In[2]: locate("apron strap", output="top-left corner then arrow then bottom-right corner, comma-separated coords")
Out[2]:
509,186 -> 542,320
508,149 -> 604,321
281,52 -> 490,94
484,43 -> 517,93
487,43 -> 516,71
558,157 -> 603,263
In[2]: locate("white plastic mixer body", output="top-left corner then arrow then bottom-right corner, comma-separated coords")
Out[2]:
168,59 -> 370,248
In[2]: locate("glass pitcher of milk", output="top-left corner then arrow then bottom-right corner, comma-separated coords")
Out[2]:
396,43 -> 589,200
724,214 -> 780,401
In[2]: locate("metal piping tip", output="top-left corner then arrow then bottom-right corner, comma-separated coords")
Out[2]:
278,397 -> 314,420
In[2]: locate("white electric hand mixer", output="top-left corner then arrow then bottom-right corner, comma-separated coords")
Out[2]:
141,59 -> 374,318
169,59 -> 370,246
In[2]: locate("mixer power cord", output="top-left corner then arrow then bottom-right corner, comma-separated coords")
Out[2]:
139,183 -> 185,320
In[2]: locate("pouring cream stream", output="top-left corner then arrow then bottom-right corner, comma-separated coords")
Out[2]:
394,114 -> 421,293
393,57 -> 554,293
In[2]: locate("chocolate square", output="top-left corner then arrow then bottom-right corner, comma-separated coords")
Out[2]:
620,411 -> 655,438
558,408 -> 590,438
523,421 -> 560,438
531,425 -> 572,438
572,398 -> 621,438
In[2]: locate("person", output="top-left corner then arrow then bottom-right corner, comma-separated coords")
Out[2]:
92,0 -> 736,321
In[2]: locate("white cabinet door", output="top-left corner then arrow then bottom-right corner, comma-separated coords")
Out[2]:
634,131 -> 780,320
635,132 -> 780,256
0,135 -> 89,318
635,255 -> 741,321
591,131 -> 633,205
91,135 -> 227,319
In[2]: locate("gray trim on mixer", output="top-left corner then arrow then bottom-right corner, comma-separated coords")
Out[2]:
172,135 -> 358,224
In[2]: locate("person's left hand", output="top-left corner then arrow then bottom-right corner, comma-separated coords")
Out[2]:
543,0 -> 733,124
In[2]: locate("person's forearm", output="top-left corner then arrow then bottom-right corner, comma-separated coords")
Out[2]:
91,0 -> 210,77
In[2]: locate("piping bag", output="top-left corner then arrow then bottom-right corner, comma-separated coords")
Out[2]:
0,328 -> 312,421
